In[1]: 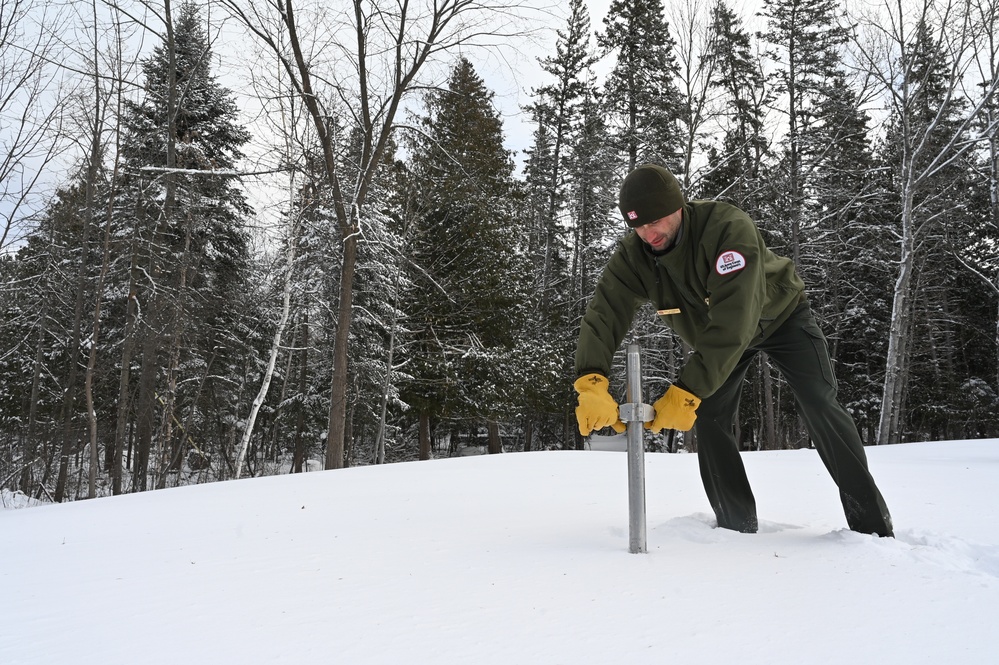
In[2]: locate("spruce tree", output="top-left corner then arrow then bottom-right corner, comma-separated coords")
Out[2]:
699,0 -> 770,214
598,0 -> 682,170
114,1 -> 253,489
522,0 -> 605,449
0,183 -> 104,496
525,0 -> 596,310
560,85 -> 620,449
804,72 -> 892,442
401,58 -> 528,457
758,0 -> 850,265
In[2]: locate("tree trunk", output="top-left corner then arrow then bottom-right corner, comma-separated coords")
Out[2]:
373,265 -> 404,465
85,188 -> 115,499
325,232 -> 358,469
112,240 -> 139,494
292,314 -> 309,473
762,353 -> 776,449
132,321 -> 161,492
487,421 -> 502,454
373,318 -> 396,465
787,43 -> 801,268
82,0 -> 117,500
235,213 -> 299,478
523,415 -> 534,452
154,225 -> 190,490
878,188 -> 916,446
419,411 -> 432,460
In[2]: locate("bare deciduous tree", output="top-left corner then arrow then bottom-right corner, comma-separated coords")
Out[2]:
221,0 -> 536,469
0,0 -> 70,253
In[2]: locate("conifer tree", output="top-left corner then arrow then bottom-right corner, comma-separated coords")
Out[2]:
699,0 -> 770,213
0,183 -> 104,497
341,133 -> 410,465
525,0 -> 596,310
114,1 -> 253,489
758,0 -> 850,265
805,72 -> 892,441
522,0 -> 605,449
696,2 -> 787,449
401,58 -> 528,457
970,43 -> 999,408
599,0 -> 683,170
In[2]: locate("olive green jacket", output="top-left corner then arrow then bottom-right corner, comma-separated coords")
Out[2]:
575,200 -> 805,398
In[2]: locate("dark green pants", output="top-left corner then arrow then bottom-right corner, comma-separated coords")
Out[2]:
692,303 -> 893,536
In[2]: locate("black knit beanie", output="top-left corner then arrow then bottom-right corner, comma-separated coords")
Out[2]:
618,164 -> 685,228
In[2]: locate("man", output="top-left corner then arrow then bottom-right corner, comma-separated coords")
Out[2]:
574,163 -> 893,537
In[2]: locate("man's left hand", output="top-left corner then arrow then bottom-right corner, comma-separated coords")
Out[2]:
646,384 -> 701,433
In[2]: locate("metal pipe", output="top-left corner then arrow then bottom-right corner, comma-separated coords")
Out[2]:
625,343 -> 647,554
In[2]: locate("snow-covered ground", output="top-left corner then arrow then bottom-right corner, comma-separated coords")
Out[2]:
3,439 -> 998,664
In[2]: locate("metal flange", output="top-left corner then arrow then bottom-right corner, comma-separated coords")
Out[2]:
619,402 -> 654,423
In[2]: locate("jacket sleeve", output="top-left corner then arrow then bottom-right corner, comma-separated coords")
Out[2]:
677,218 -> 766,398
575,244 -> 649,378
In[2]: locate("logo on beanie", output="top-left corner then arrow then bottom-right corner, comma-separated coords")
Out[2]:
626,210 -> 638,220
715,250 -> 746,275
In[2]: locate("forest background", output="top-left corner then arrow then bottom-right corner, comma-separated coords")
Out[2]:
1,0 -> 997,503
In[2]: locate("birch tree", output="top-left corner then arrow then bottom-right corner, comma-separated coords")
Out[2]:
853,0 -> 999,443
669,0 -> 718,190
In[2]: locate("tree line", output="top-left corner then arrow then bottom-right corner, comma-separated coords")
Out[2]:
1,0 -> 997,502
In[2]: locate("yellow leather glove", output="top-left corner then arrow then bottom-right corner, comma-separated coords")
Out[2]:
573,374 -> 627,436
646,384 -> 701,433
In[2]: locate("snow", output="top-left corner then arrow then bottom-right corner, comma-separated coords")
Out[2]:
3,439 -> 998,664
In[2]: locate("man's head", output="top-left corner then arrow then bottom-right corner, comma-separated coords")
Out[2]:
618,164 -> 685,228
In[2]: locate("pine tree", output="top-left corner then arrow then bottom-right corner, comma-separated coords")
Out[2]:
803,72 -> 893,442
699,0 -> 770,213
598,0 -> 682,170
400,57 -> 528,457
114,1 -> 253,489
758,0 -> 850,265
521,0 -> 606,450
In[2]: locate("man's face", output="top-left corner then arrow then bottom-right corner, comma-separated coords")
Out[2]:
634,208 -> 682,252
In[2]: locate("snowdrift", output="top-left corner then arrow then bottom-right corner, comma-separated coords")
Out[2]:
3,439 -> 998,664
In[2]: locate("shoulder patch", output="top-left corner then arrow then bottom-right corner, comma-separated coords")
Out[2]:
715,250 -> 746,275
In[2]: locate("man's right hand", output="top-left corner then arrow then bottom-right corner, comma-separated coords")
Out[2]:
573,374 -> 627,436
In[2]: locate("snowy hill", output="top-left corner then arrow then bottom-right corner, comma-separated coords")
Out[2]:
3,440 -> 998,664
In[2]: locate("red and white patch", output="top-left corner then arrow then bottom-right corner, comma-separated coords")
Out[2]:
626,210 -> 639,220
715,250 -> 746,275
